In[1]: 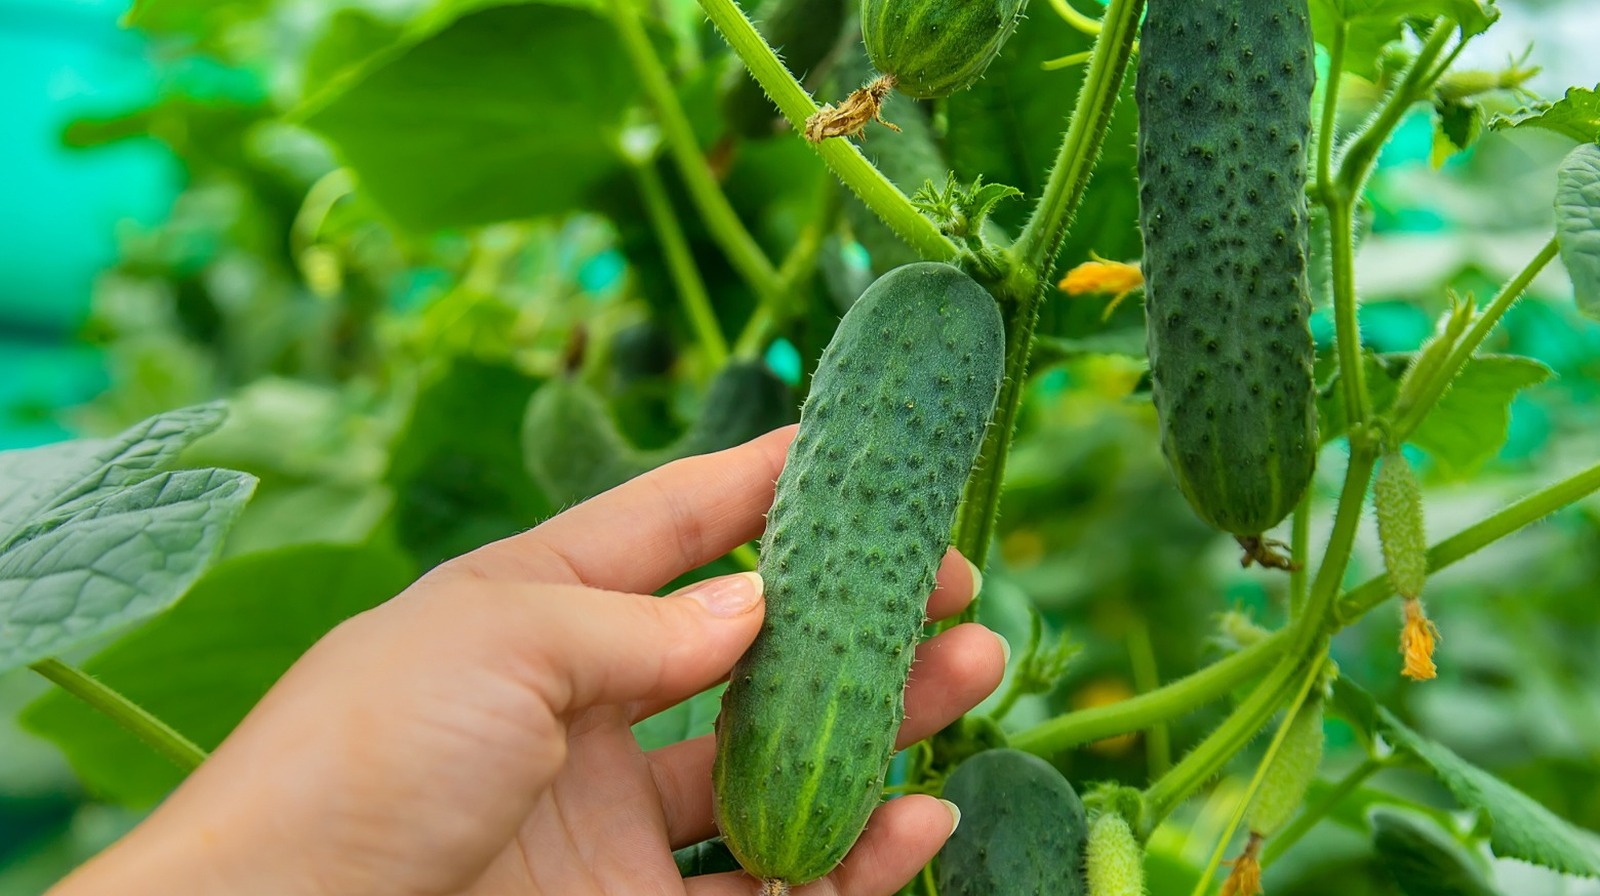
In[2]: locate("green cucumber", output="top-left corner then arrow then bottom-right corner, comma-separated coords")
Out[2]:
1085,812 -> 1145,896
712,262 -> 1004,889
935,749 -> 1090,896
522,361 -> 792,506
861,0 -> 1029,99
721,0 -> 850,139
1136,0 -> 1319,542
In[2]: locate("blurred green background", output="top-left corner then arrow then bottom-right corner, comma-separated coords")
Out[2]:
3,0 -> 1600,892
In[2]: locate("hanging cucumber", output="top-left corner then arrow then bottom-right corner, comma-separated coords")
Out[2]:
861,0 -> 1030,99
712,262 -> 1004,892
935,749 -> 1090,896
1135,0 -> 1319,564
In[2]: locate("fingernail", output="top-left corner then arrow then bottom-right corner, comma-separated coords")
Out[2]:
966,557 -> 984,597
938,799 -> 962,835
686,572 -> 764,618
993,630 -> 1011,665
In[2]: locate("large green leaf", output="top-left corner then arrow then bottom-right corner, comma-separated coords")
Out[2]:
0,406 -> 256,674
1370,808 -> 1501,896
1333,678 -> 1600,877
1489,86 -> 1600,144
1310,0 -> 1498,80
300,2 -> 642,231
22,541 -> 417,807
1554,143 -> 1600,321
1410,355 -> 1551,475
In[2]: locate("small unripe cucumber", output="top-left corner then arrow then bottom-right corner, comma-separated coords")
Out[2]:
1136,0 -> 1319,538
935,749 -> 1089,896
1374,450 -> 1427,600
861,0 -> 1029,99
1086,812 -> 1145,896
712,262 -> 1004,887
1248,697 -> 1324,837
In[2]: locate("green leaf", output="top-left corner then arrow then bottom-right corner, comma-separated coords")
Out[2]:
22,541 -> 416,806
1370,808 -> 1501,896
1032,331 -> 1150,367
1431,97 -> 1484,167
1317,351 -> 1407,443
1311,1 -> 1498,80
0,405 -> 256,674
0,469 -> 256,674
1554,143 -> 1600,320
1489,86 -> 1600,143
300,2 -> 643,231
633,683 -> 724,752
1410,355 -> 1551,475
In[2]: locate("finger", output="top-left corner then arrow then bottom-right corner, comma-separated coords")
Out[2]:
649,622 -> 1006,848
686,795 -> 959,896
467,426 -> 796,593
627,551 -> 981,726
926,547 -> 982,621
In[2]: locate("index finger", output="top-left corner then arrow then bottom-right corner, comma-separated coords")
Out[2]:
470,425 -> 796,593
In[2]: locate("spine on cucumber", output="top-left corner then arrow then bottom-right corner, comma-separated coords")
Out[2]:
712,262 -> 1004,888
1136,0 -> 1319,539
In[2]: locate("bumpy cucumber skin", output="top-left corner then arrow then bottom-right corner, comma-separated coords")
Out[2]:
721,0 -> 849,139
935,749 -> 1089,896
712,263 -> 1003,886
1085,813 -> 1145,896
1374,451 -> 1427,600
861,0 -> 1029,99
1248,698 -> 1324,836
1136,0 -> 1318,537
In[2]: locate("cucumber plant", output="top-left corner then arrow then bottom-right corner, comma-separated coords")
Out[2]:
13,0 -> 1600,892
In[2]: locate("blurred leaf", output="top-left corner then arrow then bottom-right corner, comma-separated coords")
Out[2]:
1410,355 -> 1551,475
633,683 -> 723,752
1370,808 -> 1501,896
1310,1 -> 1498,80
1431,98 -> 1484,168
1338,678 -> 1600,876
1317,351 -> 1406,443
301,3 -> 643,231
1489,86 -> 1600,143
1555,143 -> 1600,320
1033,331 -> 1150,367
0,406 -> 257,673
22,541 -> 416,807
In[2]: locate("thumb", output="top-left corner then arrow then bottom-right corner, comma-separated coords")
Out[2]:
532,571 -> 766,716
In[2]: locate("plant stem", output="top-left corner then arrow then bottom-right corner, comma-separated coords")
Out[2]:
1127,616 -> 1172,777
610,0 -> 782,300
1391,236 -> 1559,441
694,0 -> 957,261
1188,657 -> 1325,896
1335,21 -> 1455,197
1289,489 -> 1312,616
1289,444 -> 1378,656
1140,650 -> 1308,835
1260,756 -> 1384,866
631,161 -> 731,366
30,658 -> 207,771
1014,0 -> 1145,272
951,0 -> 1143,584
1336,458 -> 1600,622
1315,23 -> 1345,203
733,185 -> 837,358
1012,634 -> 1284,758
1327,197 -> 1370,422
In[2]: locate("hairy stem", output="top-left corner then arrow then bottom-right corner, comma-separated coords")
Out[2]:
611,0 -> 782,299
694,0 -> 956,260
1011,635 -> 1285,758
1336,21 -> 1455,197
1127,616 -> 1172,777
1391,236 -> 1559,441
1337,458 -> 1600,622
31,658 -> 207,771
631,161 -> 730,365
1289,444 -> 1378,656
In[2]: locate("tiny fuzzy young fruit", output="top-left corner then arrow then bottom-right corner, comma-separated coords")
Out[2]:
803,75 -> 899,143
1373,450 -> 1427,601
1248,698 -> 1324,838
1086,812 -> 1145,896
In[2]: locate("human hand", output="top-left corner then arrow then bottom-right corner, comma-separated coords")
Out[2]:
52,426 -> 1007,896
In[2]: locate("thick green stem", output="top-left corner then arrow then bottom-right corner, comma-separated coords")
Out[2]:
611,0 -> 782,300
1289,445 -> 1378,656
31,658 -> 207,771
1315,23 -> 1345,203
1012,635 -> 1284,758
1327,197 -> 1369,423
1391,236 -> 1559,441
1260,756 -> 1384,866
694,0 -> 956,261
1127,616 -> 1172,777
1336,21 -> 1455,197
1288,489 -> 1312,616
1336,458 -> 1600,622
1140,651 -> 1309,835
631,162 -> 731,365
1014,0 -> 1145,272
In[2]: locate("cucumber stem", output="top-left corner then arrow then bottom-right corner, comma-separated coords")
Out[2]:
630,160 -> 732,366
30,658 -> 208,771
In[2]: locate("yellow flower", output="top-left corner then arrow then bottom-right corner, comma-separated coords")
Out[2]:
1221,833 -> 1264,896
1401,597 -> 1441,681
1058,254 -> 1144,319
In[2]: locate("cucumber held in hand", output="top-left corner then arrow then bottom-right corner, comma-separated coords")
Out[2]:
1136,0 -> 1319,556
861,0 -> 1029,99
936,749 -> 1090,896
712,262 -> 1004,891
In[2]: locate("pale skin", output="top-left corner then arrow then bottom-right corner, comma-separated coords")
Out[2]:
51,425 -> 1007,896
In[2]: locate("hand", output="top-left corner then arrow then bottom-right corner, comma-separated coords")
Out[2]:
53,426 -> 1007,896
